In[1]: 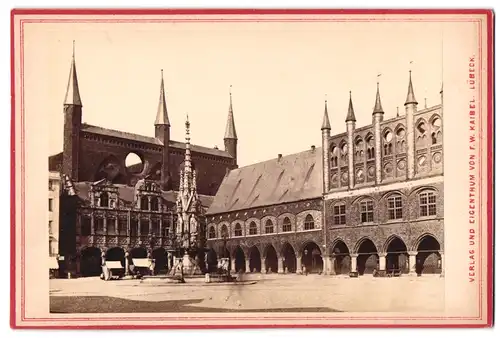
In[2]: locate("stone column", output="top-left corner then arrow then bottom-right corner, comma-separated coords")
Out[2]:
103,217 -> 107,234
322,128 -> 331,193
101,251 -> 106,266
260,258 -> 266,274
277,257 -> 284,274
409,251 -> 418,276
296,255 -> 302,274
125,252 -> 129,276
245,259 -> 251,273
439,251 -> 445,277
379,253 -> 387,276
90,215 -> 95,235
350,254 -> 358,277
323,256 -> 332,275
405,103 -> 417,179
231,258 -> 236,274
331,256 -> 337,275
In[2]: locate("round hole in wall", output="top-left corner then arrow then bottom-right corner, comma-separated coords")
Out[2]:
125,152 -> 144,174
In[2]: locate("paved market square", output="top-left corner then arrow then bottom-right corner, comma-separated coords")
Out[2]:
50,274 -> 444,313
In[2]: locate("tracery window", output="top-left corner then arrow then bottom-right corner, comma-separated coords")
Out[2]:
249,222 -> 258,235
360,200 -> 374,223
234,223 -> 243,237
208,226 -> 216,239
419,191 -> 437,217
333,204 -> 346,225
304,214 -> 315,230
282,217 -> 292,232
388,195 -> 403,220
265,219 -> 274,234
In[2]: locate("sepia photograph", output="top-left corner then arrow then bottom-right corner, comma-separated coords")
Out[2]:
11,9 -> 493,328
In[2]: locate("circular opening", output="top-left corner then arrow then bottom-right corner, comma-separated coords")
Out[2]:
432,117 -> 442,128
384,131 -> 393,142
125,153 -> 144,174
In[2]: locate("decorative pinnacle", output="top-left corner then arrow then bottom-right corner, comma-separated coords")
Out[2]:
321,95 -> 331,130
405,69 -> 418,106
345,90 -> 356,122
373,79 -> 384,114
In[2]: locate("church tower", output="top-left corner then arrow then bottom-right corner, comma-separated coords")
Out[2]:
62,41 -> 82,181
154,70 -> 171,190
223,88 -> 238,166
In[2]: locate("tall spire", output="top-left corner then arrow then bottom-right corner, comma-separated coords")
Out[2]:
405,70 -> 418,106
64,40 -> 82,106
373,81 -> 384,114
155,69 -> 170,126
224,86 -> 237,139
345,91 -> 356,122
321,96 -> 331,130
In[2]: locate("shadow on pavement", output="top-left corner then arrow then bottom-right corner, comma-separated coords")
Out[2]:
50,296 -> 341,313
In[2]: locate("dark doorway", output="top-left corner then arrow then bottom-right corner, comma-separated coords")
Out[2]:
416,235 -> 441,274
152,248 -> 167,274
207,249 -> 218,273
386,236 -> 409,273
249,246 -> 261,273
332,241 -> 350,275
264,245 -> 278,273
105,247 -> 125,268
302,242 -> 323,274
357,239 -> 378,275
80,247 -> 102,277
234,246 -> 246,273
282,243 -> 297,273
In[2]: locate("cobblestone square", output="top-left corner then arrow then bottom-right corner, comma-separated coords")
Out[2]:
50,274 -> 445,313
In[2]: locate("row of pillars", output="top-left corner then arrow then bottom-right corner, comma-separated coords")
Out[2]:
227,250 -> 445,277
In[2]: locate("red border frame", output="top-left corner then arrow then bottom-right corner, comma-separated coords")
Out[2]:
10,8 -> 495,329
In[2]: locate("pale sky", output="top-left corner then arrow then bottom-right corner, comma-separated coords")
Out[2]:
23,19 -> 452,167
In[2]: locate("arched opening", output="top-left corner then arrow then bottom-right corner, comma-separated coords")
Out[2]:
301,242 -> 323,274
386,236 -> 409,274
152,248 -> 167,274
249,246 -> 261,273
304,214 -> 315,230
125,152 -> 144,174
332,240 -> 350,275
233,246 -> 246,273
416,235 -> 441,275
207,248 -> 218,272
264,245 -> 278,273
130,247 -> 147,259
282,243 -> 296,273
105,247 -> 125,268
356,239 -> 378,276
80,247 -> 102,277
208,226 -> 216,239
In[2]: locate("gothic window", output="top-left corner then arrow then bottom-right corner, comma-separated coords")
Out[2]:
388,195 -> 403,220
234,223 -> 243,237
118,219 -> 127,234
419,191 -> 437,217
220,224 -> 229,238
249,221 -> 258,235
416,120 -> 428,148
95,218 -> 104,232
100,192 -> 109,207
107,218 -> 116,234
140,196 -> 149,210
360,200 -> 374,223
396,127 -> 406,153
282,217 -> 292,232
264,219 -> 274,234
339,142 -> 348,166
304,214 -> 315,230
151,220 -> 160,236
431,116 -> 443,145
366,135 -> 375,160
208,226 -> 216,239
333,203 -> 346,225
140,219 -> 149,235
150,198 -> 159,211
355,138 -> 364,163
383,130 -> 394,156
330,145 -> 339,168
81,216 -> 91,236
130,219 -> 138,236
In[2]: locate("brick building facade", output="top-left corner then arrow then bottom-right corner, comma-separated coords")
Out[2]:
206,72 -> 444,277
51,47 -> 238,277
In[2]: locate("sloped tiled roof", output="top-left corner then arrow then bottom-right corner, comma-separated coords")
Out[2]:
81,124 -> 232,158
206,147 -> 322,215
73,181 -> 214,209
